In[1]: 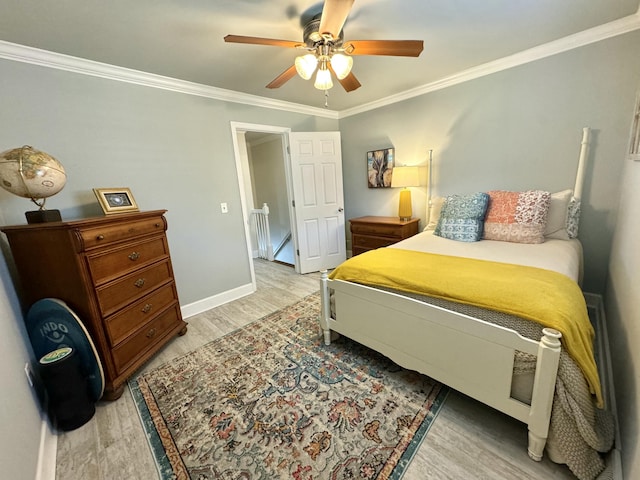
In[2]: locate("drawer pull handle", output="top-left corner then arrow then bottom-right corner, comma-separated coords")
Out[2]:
134,278 -> 146,288
128,252 -> 140,261
96,234 -> 105,240
155,223 -> 161,228
141,303 -> 153,313
146,328 -> 156,338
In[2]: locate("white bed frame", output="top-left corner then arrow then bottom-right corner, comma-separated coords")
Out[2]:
319,127 -> 591,461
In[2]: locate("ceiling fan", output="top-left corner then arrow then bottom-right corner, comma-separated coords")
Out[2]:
224,0 -> 423,95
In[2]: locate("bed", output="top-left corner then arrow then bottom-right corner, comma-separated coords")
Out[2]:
318,128 -> 614,480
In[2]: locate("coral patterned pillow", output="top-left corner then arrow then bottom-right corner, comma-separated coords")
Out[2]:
483,190 -> 551,244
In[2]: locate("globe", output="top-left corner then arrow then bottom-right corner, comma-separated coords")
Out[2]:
0,145 -> 67,209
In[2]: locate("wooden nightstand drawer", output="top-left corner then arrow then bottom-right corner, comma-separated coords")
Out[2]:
349,216 -> 420,256
351,222 -> 405,238
352,234 -> 396,250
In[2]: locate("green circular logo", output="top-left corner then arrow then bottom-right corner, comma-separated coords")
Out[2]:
39,347 -> 73,364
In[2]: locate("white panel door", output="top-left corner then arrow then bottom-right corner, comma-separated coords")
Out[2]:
289,131 -> 346,274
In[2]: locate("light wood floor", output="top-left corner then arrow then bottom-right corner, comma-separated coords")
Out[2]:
55,259 -> 578,479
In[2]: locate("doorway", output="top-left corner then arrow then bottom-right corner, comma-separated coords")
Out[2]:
230,122 -> 297,291
244,131 -> 295,266
231,123 -> 347,288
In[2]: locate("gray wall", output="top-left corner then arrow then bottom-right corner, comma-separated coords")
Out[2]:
0,59 -> 338,304
606,134 -> 640,478
0,232 -> 45,480
0,58 -> 337,479
339,30 -> 640,294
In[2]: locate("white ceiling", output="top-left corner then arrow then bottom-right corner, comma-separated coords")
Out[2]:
0,1 -> 639,112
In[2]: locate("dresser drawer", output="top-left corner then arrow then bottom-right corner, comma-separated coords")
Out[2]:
96,260 -> 173,316
352,234 -> 396,250
349,217 -> 420,257
77,216 -> 166,250
105,283 -> 178,347
351,222 -> 404,238
87,237 -> 169,286
111,305 -> 182,374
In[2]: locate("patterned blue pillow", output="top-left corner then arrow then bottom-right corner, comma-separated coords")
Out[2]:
566,198 -> 580,239
434,192 -> 490,242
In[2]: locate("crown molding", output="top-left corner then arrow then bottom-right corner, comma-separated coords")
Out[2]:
339,11 -> 640,118
0,40 -> 339,120
1,10 -> 638,121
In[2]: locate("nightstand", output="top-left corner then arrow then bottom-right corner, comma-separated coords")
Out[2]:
350,216 -> 420,256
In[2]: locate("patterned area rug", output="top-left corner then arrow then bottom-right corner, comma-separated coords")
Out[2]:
129,292 -> 448,480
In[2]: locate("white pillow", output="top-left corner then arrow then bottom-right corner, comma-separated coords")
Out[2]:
544,189 -> 572,240
424,197 -> 444,231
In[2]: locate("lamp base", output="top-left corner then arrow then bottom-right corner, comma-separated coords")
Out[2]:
26,209 -> 62,224
398,189 -> 413,221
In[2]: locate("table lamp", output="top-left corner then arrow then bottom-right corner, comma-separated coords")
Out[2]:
391,165 -> 419,220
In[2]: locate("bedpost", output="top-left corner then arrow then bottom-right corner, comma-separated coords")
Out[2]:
573,127 -> 591,201
527,328 -> 562,461
426,149 -> 434,225
319,270 -> 332,345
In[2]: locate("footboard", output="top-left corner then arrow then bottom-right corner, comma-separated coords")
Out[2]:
319,271 -> 562,461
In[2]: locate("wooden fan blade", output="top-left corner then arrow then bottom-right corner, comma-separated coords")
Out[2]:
336,71 -> 361,92
224,35 -> 303,49
266,65 -> 298,89
319,0 -> 355,39
344,40 -> 424,57
328,64 -> 361,92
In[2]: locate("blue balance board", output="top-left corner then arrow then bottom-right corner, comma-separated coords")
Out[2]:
26,298 -> 105,402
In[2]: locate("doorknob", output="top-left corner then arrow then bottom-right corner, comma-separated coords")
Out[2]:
338,208 -> 344,212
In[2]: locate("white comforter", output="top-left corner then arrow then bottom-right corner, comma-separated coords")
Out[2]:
390,230 -> 583,284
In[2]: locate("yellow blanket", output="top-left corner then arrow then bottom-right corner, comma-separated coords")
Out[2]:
329,248 -> 603,407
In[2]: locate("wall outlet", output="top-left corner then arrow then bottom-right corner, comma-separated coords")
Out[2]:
220,202 -> 228,213
24,362 -> 34,387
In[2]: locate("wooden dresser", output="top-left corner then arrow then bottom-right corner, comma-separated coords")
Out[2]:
350,216 -> 420,256
2,210 -> 187,400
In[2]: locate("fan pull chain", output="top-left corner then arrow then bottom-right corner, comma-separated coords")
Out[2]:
324,89 -> 329,108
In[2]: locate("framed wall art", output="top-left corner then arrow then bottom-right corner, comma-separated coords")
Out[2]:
93,187 -> 139,214
367,148 -> 394,188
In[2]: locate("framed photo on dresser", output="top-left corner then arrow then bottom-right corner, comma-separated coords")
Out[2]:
93,187 -> 139,214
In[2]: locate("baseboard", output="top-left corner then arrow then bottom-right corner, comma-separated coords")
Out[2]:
583,292 -> 623,480
36,418 -> 56,480
180,282 -> 255,319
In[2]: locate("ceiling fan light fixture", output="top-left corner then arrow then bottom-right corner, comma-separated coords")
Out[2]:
314,66 -> 333,90
330,53 -> 353,79
294,54 -> 318,80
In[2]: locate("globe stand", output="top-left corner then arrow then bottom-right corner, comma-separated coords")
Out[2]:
26,209 -> 62,224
